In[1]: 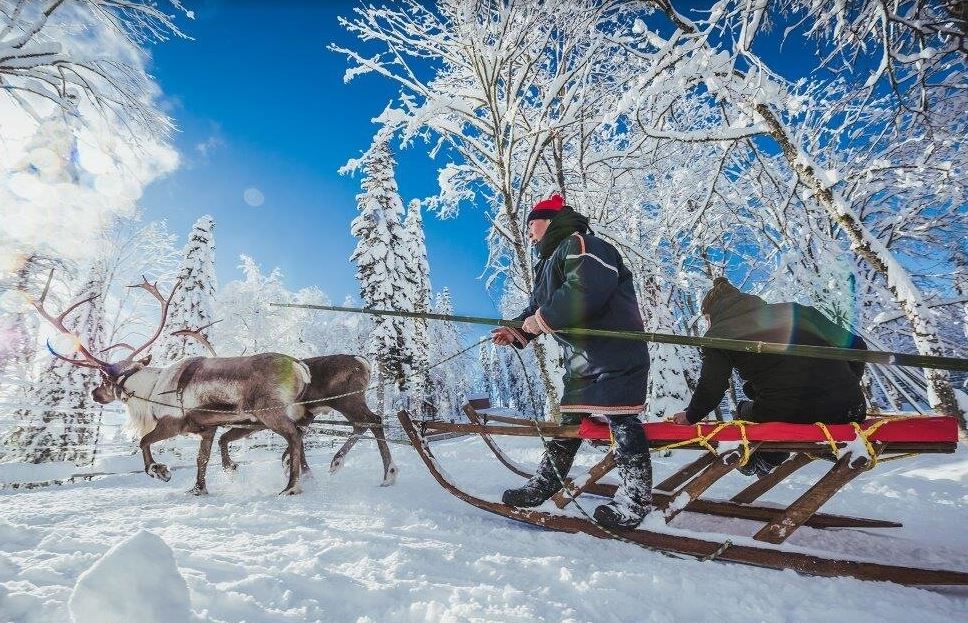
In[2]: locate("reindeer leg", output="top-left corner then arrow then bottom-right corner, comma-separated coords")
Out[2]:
188,428 -> 215,496
329,427 -> 364,474
299,411 -> 315,472
219,427 -> 259,472
258,405 -> 303,496
283,406 -> 314,474
371,418 -> 397,487
335,395 -> 397,486
140,417 -> 183,483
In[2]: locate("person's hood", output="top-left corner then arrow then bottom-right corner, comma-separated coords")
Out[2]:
704,290 -> 768,338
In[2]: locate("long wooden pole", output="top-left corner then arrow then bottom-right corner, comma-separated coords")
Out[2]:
270,303 -> 968,372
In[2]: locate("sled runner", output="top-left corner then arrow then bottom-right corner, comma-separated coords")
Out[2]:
398,399 -> 968,586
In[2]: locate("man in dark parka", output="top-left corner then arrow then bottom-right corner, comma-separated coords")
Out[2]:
673,277 -> 868,474
491,192 -> 652,529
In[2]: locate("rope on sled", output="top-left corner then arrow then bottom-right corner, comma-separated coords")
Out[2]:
812,416 -> 920,469
653,420 -> 754,467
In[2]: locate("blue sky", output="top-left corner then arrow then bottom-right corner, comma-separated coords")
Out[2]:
140,0 -> 496,317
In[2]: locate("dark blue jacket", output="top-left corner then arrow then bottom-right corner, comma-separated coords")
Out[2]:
511,232 -> 649,415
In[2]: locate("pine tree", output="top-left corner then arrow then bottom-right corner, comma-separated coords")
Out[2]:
4,259 -> 108,464
350,136 -> 416,405
427,288 -> 469,419
402,200 -> 432,410
156,216 -> 218,363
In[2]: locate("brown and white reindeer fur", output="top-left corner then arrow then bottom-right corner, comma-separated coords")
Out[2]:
94,353 -> 312,495
217,354 -> 397,487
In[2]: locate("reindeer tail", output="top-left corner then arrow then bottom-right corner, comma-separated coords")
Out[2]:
354,356 -> 372,377
293,359 -> 312,385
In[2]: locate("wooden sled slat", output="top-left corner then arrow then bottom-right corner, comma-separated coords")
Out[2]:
463,402 -> 532,478
753,453 -> 868,544
551,450 -> 616,509
398,410 -> 968,586
730,453 -> 814,504
658,448 -> 752,522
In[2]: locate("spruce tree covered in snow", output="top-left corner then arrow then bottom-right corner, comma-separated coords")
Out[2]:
156,216 -> 217,364
402,200 -> 431,410
427,288 -> 469,420
350,136 -> 421,405
4,258 -> 109,464
0,255 -> 68,388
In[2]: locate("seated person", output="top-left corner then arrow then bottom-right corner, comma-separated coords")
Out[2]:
673,277 -> 868,475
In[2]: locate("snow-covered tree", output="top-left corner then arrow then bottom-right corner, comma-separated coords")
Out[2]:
4,257 -> 109,464
349,136 -> 422,405
215,255 -> 291,356
334,1 -> 657,413
155,216 -> 217,363
1,1 -> 182,277
426,289 -> 468,420
629,1 -> 967,425
1,0 -> 189,136
401,200 -> 432,410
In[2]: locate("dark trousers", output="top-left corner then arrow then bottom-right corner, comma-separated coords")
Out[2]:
561,412 -> 650,459
736,398 -> 866,424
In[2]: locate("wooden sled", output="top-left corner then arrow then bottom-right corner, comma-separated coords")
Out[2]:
398,400 -> 968,586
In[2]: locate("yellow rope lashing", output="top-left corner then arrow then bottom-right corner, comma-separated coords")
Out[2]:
848,416 -> 917,469
656,420 -> 753,466
815,422 -> 839,458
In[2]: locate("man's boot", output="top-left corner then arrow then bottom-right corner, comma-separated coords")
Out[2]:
502,438 -> 581,507
593,452 -> 653,529
737,450 -> 791,477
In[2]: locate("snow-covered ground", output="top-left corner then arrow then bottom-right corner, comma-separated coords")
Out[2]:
1,433 -> 967,623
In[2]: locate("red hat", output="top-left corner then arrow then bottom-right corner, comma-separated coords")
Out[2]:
527,192 -> 565,223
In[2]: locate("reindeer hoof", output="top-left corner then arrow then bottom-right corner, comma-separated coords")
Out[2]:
222,462 -> 239,473
380,464 -> 398,487
146,463 -> 171,482
279,484 -> 302,496
329,456 -> 344,474
186,485 -> 208,496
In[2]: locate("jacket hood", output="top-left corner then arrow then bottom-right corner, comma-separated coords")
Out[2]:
704,290 -> 768,338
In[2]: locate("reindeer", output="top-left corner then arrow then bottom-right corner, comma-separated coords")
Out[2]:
173,327 -> 397,486
27,275 -> 312,496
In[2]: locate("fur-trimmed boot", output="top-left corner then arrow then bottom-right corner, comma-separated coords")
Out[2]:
593,452 -> 653,529
502,438 -> 581,507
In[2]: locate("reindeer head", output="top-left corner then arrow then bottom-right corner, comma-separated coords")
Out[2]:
26,272 -> 180,405
91,355 -> 153,404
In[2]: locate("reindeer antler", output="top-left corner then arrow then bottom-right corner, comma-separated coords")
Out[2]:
27,269 -> 111,369
171,319 -> 222,357
107,275 -> 183,362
